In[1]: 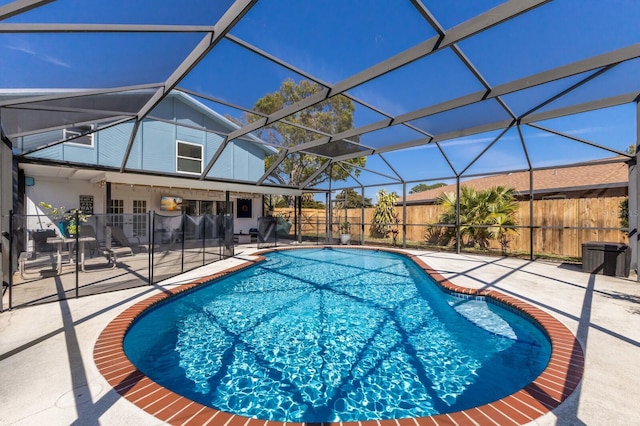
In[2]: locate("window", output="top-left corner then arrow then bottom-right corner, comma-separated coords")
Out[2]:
108,199 -> 124,230
64,125 -> 94,147
216,201 -> 233,215
176,140 -> 202,174
182,200 -> 215,216
133,200 -> 147,237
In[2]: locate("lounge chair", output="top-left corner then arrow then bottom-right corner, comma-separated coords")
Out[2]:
80,225 -> 129,267
110,226 -> 146,254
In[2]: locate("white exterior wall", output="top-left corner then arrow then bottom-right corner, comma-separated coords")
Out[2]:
24,178 -> 104,231
108,184 -> 262,233
27,180 -> 262,233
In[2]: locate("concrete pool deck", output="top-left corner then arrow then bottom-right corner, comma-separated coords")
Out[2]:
1,247 -> 639,425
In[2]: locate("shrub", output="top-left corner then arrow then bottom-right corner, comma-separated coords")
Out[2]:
432,186 -> 519,254
371,190 -> 398,238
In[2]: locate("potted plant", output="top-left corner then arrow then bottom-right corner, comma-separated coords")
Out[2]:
339,221 -> 351,245
38,202 -> 90,237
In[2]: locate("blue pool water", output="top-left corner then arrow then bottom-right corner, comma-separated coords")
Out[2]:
124,248 -> 551,422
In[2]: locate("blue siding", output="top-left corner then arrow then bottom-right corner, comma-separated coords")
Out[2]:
205,131 -> 225,150
140,119 -> 176,172
176,99 -> 204,128
208,142 -> 234,179
233,140 -> 251,180
204,115 -> 233,134
62,139 -> 97,164
149,98 -> 174,121
238,139 -> 266,181
21,94 -> 268,180
21,131 -> 61,160
98,122 -> 136,168
123,124 -> 143,170
25,143 -> 62,160
176,125 -> 205,145
207,138 -> 266,181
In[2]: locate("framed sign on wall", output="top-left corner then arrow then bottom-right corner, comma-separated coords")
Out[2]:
237,199 -> 252,218
79,195 -> 94,214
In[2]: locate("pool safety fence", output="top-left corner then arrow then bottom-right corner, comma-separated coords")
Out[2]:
2,211 -> 232,310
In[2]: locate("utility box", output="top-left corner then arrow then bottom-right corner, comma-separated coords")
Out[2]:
582,242 -> 630,277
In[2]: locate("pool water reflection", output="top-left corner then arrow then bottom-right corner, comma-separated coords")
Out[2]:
124,248 -> 551,423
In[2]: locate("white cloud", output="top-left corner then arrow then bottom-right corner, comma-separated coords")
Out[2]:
7,42 -> 71,68
7,45 -> 36,55
42,54 -> 71,68
564,126 -> 606,135
438,136 -> 496,147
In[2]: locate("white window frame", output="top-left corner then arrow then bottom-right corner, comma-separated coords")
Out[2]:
64,124 -> 95,147
132,200 -> 148,238
176,140 -> 203,175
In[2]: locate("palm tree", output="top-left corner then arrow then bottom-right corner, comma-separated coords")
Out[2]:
433,186 -> 519,252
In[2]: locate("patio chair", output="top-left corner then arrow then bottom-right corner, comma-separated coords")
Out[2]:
110,226 -> 146,254
18,229 -> 62,279
80,225 -> 123,267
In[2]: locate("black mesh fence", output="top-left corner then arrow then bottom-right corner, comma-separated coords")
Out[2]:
257,216 -> 277,249
150,213 -> 228,283
2,211 -> 232,309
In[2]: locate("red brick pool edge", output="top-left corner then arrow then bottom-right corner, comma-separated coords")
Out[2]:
94,247 -> 584,426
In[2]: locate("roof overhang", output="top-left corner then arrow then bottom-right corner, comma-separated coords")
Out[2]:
19,163 -> 303,197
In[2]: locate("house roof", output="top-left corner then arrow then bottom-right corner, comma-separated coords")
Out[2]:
401,158 -> 630,204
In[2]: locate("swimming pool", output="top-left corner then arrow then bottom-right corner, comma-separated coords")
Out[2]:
122,248 -> 552,423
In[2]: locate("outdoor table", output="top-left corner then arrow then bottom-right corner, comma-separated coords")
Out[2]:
46,236 -> 96,273
234,233 -> 252,244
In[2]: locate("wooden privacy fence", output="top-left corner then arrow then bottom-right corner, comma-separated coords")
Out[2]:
274,195 -> 628,258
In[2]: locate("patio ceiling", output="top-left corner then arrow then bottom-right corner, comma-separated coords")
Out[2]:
1,0 -> 638,194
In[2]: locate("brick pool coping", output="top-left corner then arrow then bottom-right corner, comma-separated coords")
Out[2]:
94,246 -> 584,426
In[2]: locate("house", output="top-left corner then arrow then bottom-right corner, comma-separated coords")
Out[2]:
401,157 -> 629,205
3,90 -> 281,243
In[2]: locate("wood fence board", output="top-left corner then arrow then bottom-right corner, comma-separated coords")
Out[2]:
274,195 -> 628,257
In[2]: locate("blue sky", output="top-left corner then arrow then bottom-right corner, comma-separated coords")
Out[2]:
1,0 -> 639,202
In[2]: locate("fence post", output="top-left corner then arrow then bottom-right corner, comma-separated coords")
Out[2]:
74,210 -> 79,298
149,210 -> 153,285
402,182 -> 407,248
529,169 -> 534,261
150,211 -> 155,285
6,210 -> 13,310
361,187 -> 365,246
181,211 -> 185,272
202,212 -> 206,266
456,176 -> 461,254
